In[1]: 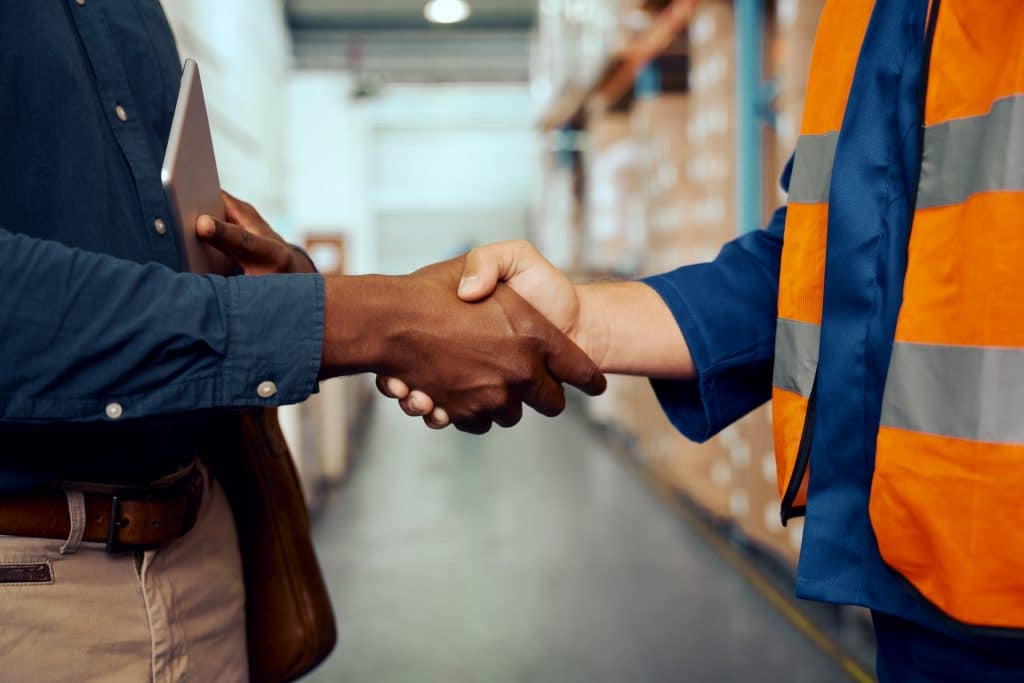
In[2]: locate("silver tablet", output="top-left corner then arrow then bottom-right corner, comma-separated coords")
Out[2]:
161,59 -> 232,275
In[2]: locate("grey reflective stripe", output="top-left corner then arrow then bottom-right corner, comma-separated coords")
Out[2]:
917,94 -> 1024,209
881,342 -> 1024,443
773,318 -> 820,398
787,131 -> 839,204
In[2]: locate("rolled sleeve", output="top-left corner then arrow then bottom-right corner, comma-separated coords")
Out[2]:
0,228 -> 326,423
221,273 -> 325,407
642,205 -> 787,442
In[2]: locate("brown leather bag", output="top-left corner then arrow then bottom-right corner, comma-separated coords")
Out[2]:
207,408 -> 337,683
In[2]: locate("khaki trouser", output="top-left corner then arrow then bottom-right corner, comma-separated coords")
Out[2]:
0,465 -> 248,682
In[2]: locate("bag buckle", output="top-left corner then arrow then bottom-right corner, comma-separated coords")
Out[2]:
105,496 -> 126,554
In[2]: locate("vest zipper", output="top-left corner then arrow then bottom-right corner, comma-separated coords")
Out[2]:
780,374 -> 815,525
910,0 -> 942,212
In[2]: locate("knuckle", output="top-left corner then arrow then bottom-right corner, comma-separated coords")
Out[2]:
514,316 -> 546,345
488,386 -> 511,407
507,358 -> 536,387
512,239 -> 538,259
270,247 -> 293,272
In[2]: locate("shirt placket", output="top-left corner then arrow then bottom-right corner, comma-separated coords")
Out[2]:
66,0 -> 184,270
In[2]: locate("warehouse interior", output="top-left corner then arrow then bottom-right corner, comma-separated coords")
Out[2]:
160,0 -> 877,680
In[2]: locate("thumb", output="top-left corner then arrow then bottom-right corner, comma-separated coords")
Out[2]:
457,241 -> 523,302
196,214 -> 219,240
196,214 -> 277,266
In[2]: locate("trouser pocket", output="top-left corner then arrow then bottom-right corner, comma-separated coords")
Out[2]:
0,534 -> 153,682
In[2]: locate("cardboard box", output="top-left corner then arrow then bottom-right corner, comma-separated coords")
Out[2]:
533,141 -> 582,272
584,112 -> 645,273
776,0 -> 825,34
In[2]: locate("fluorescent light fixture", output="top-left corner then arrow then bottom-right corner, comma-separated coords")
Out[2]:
424,0 -> 472,24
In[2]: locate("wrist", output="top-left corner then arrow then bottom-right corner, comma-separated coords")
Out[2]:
290,246 -> 318,274
320,274 -> 407,378
570,283 -> 611,372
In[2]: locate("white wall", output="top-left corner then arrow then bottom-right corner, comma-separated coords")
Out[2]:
161,0 -> 292,222
285,81 -> 536,275
364,84 -> 535,274
285,72 -> 375,272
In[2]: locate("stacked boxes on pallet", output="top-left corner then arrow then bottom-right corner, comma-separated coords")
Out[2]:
583,111 -> 645,274
534,133 -> 583,272
687,0 -> 737,252
533,0 -> 655,108
602,0 -> 809,566
534,0 -> 826,568
634,93 -> 696,275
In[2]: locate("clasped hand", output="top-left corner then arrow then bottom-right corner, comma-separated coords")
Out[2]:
377,241 -> 602,433
340,256 -> 605,434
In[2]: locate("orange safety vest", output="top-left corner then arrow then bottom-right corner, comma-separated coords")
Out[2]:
772,0 -> 1024,630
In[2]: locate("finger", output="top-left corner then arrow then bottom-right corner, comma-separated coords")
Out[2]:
388,377 -> 411,398
544,335 -> 607,397
424,407 -> 450,430
407,390 -> 435,415
196,215 -> 282,266
221,190 -> 254,223
399,397 -> 420,417
522,371 -> 567,418
399,391 -> 434,417
494,401 -> 524,429
376,375 -> 398,399
458,241 -> 531,302
453,417 -> 493,435
376,375 -> 409,400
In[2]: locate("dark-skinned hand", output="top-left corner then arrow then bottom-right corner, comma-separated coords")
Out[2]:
320,257 -> 607,434
196,191 -> 316,275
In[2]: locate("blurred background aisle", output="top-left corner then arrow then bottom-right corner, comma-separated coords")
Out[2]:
305,403 -> 854,683
156,0 -> 878,679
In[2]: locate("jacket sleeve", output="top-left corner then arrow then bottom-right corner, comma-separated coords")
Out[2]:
0,228 -> 324,423
641,158 -> 791,442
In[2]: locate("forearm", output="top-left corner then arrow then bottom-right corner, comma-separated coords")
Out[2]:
574,281 -> 695,380
0,228 -> 323,422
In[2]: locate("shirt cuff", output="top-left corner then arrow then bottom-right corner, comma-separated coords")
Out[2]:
220,272 -> 325,407
643,270 -> 720,442
642,265 -> 775,443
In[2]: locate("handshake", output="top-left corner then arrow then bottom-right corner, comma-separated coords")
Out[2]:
321,246 -> 608,434
198,195 -> 612,434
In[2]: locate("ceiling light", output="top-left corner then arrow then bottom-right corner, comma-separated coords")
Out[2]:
424,0 -> 472,25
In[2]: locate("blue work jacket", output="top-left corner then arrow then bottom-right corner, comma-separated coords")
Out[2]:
0,2 -> 324,488
644,0 -> 967,632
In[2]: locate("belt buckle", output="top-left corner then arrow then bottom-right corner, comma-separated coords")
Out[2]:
105,496 -> 125,554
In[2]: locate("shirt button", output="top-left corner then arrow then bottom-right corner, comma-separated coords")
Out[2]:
105,402 -> 124,420
154,218 -> 167,236
115,104 -> 128,123
257,381 -> 278,399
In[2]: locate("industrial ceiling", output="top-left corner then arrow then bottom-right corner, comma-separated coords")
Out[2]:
286,0 -> 537,82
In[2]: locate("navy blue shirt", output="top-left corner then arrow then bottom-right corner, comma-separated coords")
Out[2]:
643,0 -> 969,632
0,2 -> 324,488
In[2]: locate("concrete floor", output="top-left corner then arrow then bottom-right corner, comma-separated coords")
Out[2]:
305,399 -> 853,683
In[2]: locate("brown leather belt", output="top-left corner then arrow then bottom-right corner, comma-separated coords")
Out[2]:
0,466 -> 205,553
